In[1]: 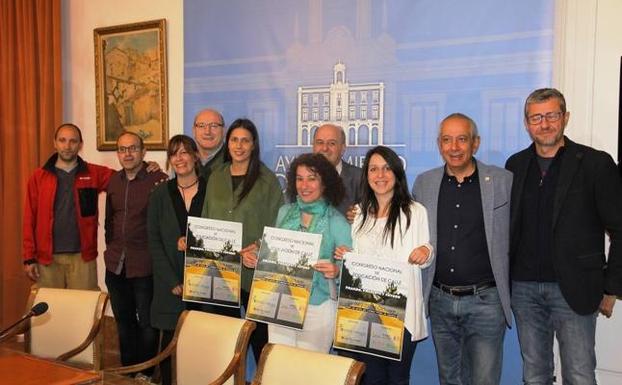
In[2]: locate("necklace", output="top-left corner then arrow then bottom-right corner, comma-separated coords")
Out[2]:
177,178 -> 198,211
177,178 -> 198,190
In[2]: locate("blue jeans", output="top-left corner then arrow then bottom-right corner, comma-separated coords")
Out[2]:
105,270 -> 158,370
511,281 -> 597,385
429,285 -> 506,385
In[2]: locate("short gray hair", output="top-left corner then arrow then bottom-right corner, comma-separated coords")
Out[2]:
438,113 -> 479,138
524,88 -> 566,117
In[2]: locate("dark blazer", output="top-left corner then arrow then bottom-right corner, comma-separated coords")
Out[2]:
506,137 -> 622,315
336,160 -> 362,216
147,181 -> 190,330
413,160 -> 513,325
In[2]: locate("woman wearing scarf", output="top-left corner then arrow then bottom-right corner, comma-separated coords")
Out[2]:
268,152 -> 352,353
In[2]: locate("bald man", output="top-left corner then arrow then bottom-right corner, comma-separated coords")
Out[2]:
192,108 -> 226,178
312,123 -> 361,215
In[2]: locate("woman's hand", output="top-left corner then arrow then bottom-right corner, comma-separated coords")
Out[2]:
171,284 -> 183,296
314,260 -> 340,279
240,242 -> 259,269
408,245 -> 430,265
177,236 -> 187,252
334,245 -> 351,260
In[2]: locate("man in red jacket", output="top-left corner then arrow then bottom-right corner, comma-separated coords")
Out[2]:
22,123 -> 114,289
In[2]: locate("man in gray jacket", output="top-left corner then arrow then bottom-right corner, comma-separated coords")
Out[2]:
413,113 -> 512,385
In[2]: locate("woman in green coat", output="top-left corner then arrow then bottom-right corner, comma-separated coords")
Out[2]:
202,118 -> 283,363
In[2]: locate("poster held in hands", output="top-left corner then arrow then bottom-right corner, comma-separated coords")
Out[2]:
334,252 -> 408,361
183,216 -> 243,308
246,226 -> 321,329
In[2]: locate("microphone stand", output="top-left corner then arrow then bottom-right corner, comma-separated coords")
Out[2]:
0,311 -> 37,342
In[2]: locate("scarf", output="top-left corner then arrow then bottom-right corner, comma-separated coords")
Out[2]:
278,197 -> 329,236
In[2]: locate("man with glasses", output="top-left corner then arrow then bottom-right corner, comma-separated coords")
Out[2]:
104,131 -> 166,373
506,88 -> 622,384
23,123 -> 115,289
193,108 -> 226,178
312,123 -> 361,216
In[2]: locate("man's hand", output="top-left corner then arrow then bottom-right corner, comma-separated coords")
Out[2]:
345,205 -> 358,224
599,294 -> 617,318
240,242 -> 259,269
145,161 -> 161,173
24,263 -> 39,281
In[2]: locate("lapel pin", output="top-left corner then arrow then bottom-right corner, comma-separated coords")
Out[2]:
485,176 -> 490,182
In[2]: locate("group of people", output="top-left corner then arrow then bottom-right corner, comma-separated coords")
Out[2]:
22,87 -> 622,385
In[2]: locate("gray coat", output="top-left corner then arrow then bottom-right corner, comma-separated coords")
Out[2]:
336,160 -> 362,216
413,160 -> 513,326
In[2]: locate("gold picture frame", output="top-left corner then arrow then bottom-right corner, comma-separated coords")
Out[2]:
94,19 -> 168,150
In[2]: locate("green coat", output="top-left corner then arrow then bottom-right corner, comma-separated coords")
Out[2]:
147,182 -> 186,330
202,162 -> 284,292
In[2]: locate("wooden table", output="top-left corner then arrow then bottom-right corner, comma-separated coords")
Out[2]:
0,348 -> 138,384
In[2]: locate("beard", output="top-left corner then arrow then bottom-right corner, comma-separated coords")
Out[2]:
58,151 -> 78,162
529,127 -> 565,148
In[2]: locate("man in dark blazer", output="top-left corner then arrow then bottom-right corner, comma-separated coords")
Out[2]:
506,88 -> 622,385
312,123 -> 361,215
413,113 -> 512,385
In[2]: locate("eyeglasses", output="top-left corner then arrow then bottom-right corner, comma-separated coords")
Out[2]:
195,122 -> 224,130
527,111 -> 564,125
117,145 -> 141,154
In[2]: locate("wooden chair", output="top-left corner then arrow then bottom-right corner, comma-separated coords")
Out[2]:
105,310 -> 256,385
4,286 -> 109,370
251,343 -> 366,385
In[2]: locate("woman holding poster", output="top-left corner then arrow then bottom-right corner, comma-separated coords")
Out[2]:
148,135 -> 207,385
268,153 -> 352,352
202,118 -> 283,362
338,146 -> 433,385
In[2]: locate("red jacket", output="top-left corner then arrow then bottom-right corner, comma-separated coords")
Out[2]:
23,154 -> 113,265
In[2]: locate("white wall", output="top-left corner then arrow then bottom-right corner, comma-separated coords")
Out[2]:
61,0 -> 184,292
555,1 -> 621,383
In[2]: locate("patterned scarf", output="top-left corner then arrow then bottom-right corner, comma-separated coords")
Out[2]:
278,197 -> 329,235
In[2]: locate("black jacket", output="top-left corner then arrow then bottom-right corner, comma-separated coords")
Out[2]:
506,137 -> 622,315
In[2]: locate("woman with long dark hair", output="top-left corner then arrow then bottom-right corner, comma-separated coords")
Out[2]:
148,135 -> 206,385
268,152 -> 352,352
337,146 -> 433,385
201,118 -> 283,363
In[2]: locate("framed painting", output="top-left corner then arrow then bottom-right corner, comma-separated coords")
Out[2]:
94,19 -> 168,150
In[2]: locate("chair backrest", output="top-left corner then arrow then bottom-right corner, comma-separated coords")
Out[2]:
175,310 -> 255,385
25,287 -> 108,369
252,344 -> 365,385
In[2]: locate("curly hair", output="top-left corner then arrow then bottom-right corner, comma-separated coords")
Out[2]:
286,153 -> 344,207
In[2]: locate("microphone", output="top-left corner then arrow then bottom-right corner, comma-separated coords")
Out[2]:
29,302 -> 48,317
0,302 -> 49,340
